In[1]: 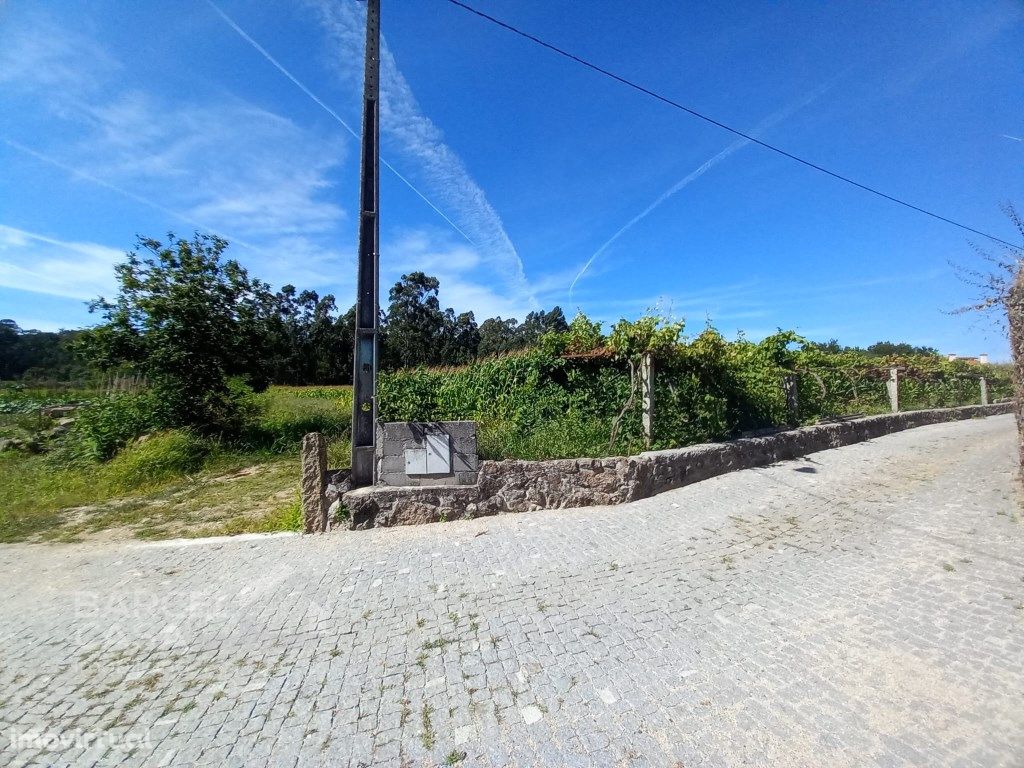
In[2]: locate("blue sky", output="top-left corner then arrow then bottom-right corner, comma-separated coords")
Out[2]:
1,0 -> 1021,358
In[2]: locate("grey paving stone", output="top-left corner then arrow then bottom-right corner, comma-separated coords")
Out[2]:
1,415 -> 1023,766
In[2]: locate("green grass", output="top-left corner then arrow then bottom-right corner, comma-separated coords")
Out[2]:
0,446 -> 319,543
420,704 -> 435,749
0,385 -> 353,543
102,430 -> 210,491
242,386 -> 352,451
0,381 -> 100,404
477,411 -> 616,460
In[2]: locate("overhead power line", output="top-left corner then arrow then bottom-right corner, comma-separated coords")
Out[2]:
444,0 -> 1020,250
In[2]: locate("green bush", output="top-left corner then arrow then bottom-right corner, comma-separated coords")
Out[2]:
102,430 -> 210,491
376,322 -> 1013,460
56,391 -> 166,464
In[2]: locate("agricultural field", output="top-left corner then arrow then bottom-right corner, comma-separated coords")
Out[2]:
0,384 -> 352,544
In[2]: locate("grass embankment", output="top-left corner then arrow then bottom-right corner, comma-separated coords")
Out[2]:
0,386 -> 351,544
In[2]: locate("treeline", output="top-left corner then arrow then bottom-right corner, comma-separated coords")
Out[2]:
808,339 -> 940,357
1,270 -> 568,388
1,313 -> 945,387
43,233 -> 576,399
237,270 -> 571,384
2,233 -> 948,388
0,321 -> 85,381
380,271 -> 568,368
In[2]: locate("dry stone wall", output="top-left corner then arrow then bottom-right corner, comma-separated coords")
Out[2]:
342,403 -> 1012,530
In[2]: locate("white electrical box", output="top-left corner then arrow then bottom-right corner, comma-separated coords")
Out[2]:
379,421 -> 477,486
404,433 -> 451,475
424,433 -> 451,473
404,448 -> 427,475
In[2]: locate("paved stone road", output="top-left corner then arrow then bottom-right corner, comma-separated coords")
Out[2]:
2,414 -> 1023,768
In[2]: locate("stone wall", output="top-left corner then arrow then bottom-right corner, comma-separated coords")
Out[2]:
342,403 -> 1012,530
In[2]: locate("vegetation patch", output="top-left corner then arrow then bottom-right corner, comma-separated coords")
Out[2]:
0,232 -> 1010,543
378,325 -> 1011,459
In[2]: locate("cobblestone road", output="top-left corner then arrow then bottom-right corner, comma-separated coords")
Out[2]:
2,414 -> 1023,768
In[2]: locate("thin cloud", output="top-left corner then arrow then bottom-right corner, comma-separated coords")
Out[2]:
0,15 -> 119,92
1,15 -> 349,295
575,270 -> 945,331
2,137 -> 215,235
204,0 -> 474,246
2,135 -> 271,256
881,7 -> 1019,97
68,89 -> 346,239
310,0 -> 535,306
569,82 -> 836,299
0,225 -> 123,300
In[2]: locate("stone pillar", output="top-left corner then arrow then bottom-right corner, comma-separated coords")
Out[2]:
980,376 -> 989,406
886,367 -> 899,413
640,353 -> 654,449
301,433 -> 328,534
781,374 -> 799,426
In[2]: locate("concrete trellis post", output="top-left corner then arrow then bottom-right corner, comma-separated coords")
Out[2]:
886,367 -> 900,413
980,376 -> 989,406
782,374 -> 799,426
640,353 -> 654,449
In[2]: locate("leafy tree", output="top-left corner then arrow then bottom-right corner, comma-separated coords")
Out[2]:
807,339 -> 849,355
477,317 -> 521,358
381,272 -> 448,368
331,304 -> 357,383
520,307 -> 568,345
0,320 -> 20,381
75,233 -> 275,433
440,310 -> 480,364
262,287 -> 351,384
0,320 -> 85,381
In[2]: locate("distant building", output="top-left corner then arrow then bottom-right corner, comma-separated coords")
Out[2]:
946,353 -> 987,365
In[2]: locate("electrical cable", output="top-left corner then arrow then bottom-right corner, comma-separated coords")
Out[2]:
444,0 -> 1020,250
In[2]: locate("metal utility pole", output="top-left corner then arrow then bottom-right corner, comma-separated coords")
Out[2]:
351,0 -> 380,487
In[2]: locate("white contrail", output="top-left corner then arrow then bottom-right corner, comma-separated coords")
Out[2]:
205,0 -> 475,246
1002,134 -> 1023,142
3,136 -> 267,255
4,138 -> 209,232
310,0 -> 535,305
568,83 -> 835,300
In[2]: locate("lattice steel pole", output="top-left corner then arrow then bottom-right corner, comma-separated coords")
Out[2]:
351,0 -> 380,487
